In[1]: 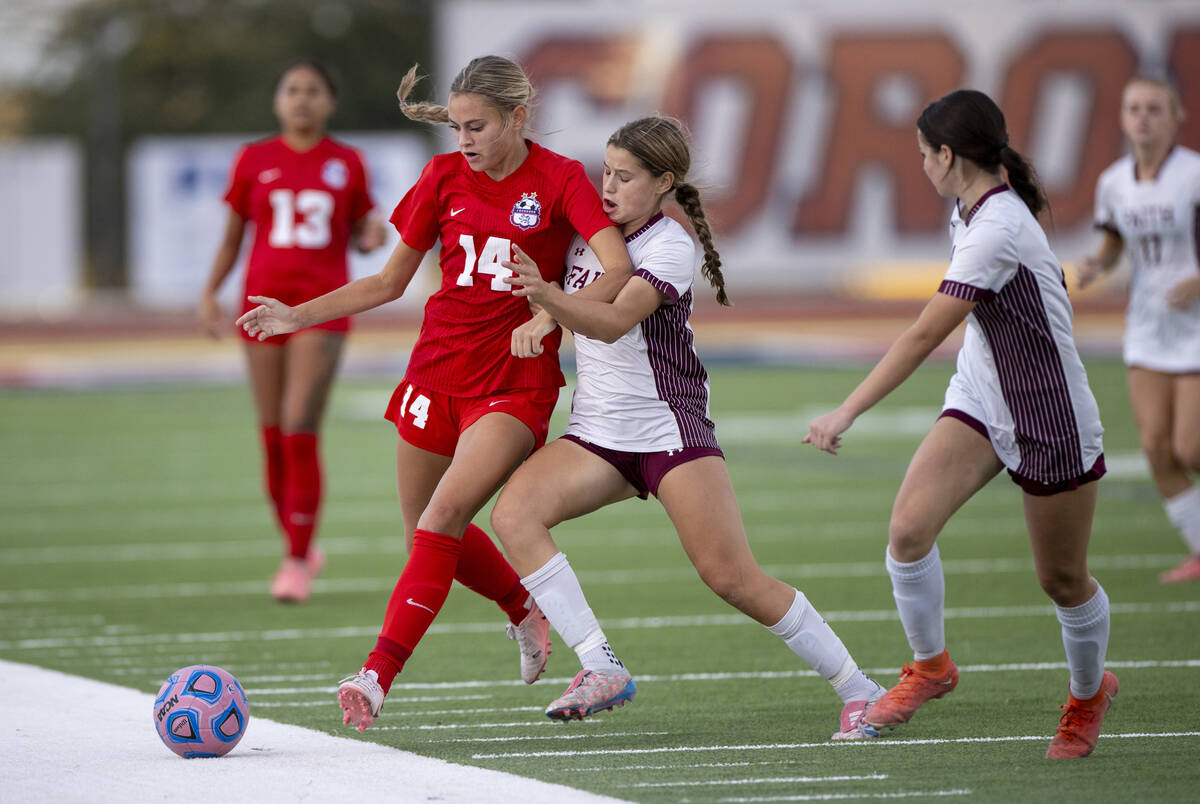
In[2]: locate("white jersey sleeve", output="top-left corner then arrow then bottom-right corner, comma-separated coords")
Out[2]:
941,209 -> 1020,296
633,234 -> 696,304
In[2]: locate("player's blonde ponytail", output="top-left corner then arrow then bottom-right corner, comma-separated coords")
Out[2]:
396,56 -> 534,129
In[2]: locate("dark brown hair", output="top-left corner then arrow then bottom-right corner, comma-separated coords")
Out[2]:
918,89 -> 1047,217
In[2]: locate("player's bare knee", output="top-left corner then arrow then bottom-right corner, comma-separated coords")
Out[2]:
888,511 -> 935,562
1037,567 -> 1089,606
696,562 -> 747,608
1171,439 -> 1200,473
417,498 -> 471,536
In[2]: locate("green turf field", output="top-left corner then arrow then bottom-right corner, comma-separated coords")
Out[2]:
2,359 -> 1197,802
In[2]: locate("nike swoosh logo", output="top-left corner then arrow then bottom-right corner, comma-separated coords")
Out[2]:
258,168 -> 281,183
406,598 -> 435,614
450,207 -> 466,216
488,400 -> 510,407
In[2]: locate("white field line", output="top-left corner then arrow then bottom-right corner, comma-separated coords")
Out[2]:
720,791 -> 972,802
566,760 -> 840,772
5,601 -> 1200,652
0,490 -> 1162,539
0,660 -> 629,804
626,774 -> 889,788
566,760 -> 830,772
470,731 -> 1200,759
190,660 -> 1200,703
434,731 -> 670,744
0,552 -> 1182,604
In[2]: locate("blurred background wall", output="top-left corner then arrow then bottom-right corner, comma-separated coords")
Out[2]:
1,0 -> 1197,320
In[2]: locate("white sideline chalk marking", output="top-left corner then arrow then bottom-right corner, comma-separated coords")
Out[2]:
6,601 -> 1200,652
626,774 -> 888,788
235,659 -> 1200,699
720,791 -> 972,802
470,731 -> 1200,759
0,552 -> 1183,604
0,660 -> 628,804
435,732 -> 669,744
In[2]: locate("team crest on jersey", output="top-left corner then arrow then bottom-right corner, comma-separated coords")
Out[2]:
510,192 -> 542,230
321,159 -> 348,189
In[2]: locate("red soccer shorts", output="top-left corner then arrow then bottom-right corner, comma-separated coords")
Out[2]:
384,378 -> 559,457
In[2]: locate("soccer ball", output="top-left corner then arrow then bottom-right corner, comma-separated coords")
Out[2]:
153,665 -> 250,758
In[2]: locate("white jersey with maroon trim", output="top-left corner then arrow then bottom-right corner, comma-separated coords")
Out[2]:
1094,145 -> 1200,373
562,213 -> 718,452
938,186 -> 1103,485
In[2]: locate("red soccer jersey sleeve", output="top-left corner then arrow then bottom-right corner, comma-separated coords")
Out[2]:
390,142 -> 614,397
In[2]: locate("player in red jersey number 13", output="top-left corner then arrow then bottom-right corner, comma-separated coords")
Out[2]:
201,59 -> 386,604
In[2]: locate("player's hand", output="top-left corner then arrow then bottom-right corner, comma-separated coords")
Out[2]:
1075,256 -> 1105,290
355,215 -> 387,254
511,310 -> 559,358
1167,276 -> 1200,310
803,407 -> 855,456
198,291 -> 225,339
236,296 -> 300,341
503,244 -> 560,307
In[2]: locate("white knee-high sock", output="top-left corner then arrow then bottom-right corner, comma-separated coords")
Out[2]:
767,588 -> 878,703
886,544 -> 946,660
1056,582 -> 1109,700
1164,486 -> 1200,554
520,552 -> 623,672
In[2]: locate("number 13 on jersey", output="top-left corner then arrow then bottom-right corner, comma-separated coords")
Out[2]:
457,235 -> 514,292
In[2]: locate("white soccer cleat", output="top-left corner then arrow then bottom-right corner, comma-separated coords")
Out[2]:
506,601 -> 552,684
337,668 -> 385,733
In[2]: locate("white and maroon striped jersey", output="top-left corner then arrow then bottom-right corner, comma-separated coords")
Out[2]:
1094,145 -> 1200,373
938,186 -> 1104,485
562,212 -> 717,452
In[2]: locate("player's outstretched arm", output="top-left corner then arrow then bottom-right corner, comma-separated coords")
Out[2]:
804,292 -> 975,455
236,238 -> 424,341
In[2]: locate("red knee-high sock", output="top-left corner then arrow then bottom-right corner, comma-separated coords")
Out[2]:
281,432 -> 321,560
365,529 -> 462,693
259,426 -> 286,532
455,523 -> 530,625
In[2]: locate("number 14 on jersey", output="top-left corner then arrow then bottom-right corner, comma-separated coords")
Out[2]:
456,235 -> 515,292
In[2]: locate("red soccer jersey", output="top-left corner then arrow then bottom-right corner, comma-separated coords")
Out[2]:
224,136 -> 375,314
391,141 -> 613,396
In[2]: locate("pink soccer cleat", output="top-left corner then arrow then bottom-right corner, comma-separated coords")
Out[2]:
831,681 -> 886,740
337,668 -> 385,733
506,601 -> 552,684
1160,554 -> 1200,584
545,668 -> 636,721
271,558 -> 312,603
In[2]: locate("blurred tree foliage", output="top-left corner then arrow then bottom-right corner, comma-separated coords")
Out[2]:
20,0 -> 434,289
26,0 -> 434,136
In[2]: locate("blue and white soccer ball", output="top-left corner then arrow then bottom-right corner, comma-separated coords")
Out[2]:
153,665 -> 249,758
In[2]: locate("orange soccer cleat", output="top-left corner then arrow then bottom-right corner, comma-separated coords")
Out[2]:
863,651 -> 959,731
1046,670 -> 1119,759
